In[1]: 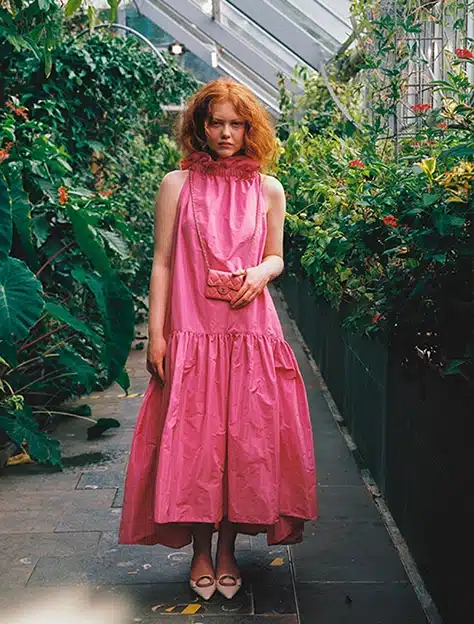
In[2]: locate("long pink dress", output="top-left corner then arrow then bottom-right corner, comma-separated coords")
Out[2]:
119,151 -> 317,548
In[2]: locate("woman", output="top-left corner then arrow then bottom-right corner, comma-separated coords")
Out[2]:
119,77 -> 317,601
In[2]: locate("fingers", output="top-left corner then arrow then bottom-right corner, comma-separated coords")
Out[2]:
157,359 -> 165,384
231,284 -> 262,309
146,358 -> 165,384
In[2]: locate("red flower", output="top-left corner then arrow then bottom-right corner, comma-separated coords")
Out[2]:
99,189 -> 113,198
382,215 -> 398,228
6,101 -> 29,120
58,186 -> 69,205
455,48 -> 474,60
372,312 -> 382,324
411,103 -> 432,114
349,159 -> 365,168
436,122 -> 447,130
0,149 -> 10,164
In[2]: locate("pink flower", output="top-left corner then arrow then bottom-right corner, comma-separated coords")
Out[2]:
411,103 -> 432,114
349,159 -> 365,168
455,48 -> 474,60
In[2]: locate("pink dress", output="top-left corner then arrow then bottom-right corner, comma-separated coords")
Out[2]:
119,151 -> 317,548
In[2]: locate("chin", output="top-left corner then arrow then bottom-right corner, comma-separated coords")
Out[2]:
215,146 -> 240,158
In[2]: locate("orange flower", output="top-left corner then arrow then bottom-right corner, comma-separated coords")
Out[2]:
0,149 -> 10,164
58,186 -> 69,205
6,101 -> 29,120
382,215 -> 398,228
99,189 -> 113,198
455,48 -> 474,60
411,103 -> 432,114
349,158 -> 365,168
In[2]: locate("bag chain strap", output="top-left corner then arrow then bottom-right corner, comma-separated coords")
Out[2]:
188,169 -> 262,273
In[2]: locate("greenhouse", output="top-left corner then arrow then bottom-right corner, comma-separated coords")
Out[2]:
0,1 -> 473,622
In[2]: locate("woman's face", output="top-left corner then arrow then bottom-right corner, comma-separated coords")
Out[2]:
204,100 -> 246,159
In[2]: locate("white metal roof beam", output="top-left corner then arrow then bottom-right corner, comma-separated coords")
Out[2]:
228,0 -> 337,67
144,0 -> 299,94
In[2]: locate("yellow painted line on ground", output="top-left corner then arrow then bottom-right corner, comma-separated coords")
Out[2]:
270,557 -> 285,566
127,393 -> 140,398
181,604 -> 201,614
165,606 -> 176,612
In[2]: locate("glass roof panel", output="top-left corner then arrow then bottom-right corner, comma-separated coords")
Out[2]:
193,0 -> 308,77
269,0 -> 349,51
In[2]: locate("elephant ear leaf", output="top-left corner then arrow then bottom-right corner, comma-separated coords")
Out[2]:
87,417 -> 120,440
0,407 -> 62,468
0,258 -> 44,344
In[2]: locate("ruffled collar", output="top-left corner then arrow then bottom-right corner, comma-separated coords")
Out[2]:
180,150 -> 260,179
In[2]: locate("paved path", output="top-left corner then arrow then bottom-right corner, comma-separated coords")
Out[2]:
0,286 -> 429,623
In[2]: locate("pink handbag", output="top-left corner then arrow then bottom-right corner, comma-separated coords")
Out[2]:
205,268 -> 245,303
189,170 -> 261,304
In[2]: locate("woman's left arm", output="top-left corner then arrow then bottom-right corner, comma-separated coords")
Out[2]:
230,175 -> 286,309
259,175 -> 286,280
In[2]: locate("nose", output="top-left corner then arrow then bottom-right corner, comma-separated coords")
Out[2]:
221,124 -> 231,137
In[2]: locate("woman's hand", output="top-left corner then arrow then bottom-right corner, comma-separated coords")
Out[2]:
230,264 -> 272,309
146,335 -> 167,384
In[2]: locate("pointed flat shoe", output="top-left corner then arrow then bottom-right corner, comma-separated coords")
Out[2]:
189,574 -> 217,601
216,573 -> 242,599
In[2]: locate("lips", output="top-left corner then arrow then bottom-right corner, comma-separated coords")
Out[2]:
219,143 -> 233,147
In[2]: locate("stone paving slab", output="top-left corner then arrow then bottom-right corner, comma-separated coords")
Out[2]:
138,617 -> 298,624
0,509 -> 64,534
292,520 -> 408,582
296,581 -> 428,623
0,531 -> 101,562
92,582 -> 253,617
55,507 -> 123,532
0,559 -> 36,588
76,470 -> 126,489
316,485 -> 381,522
97,530 -> 252,557
27,546 -> 291,588
1,489 -> 116,512
0,471 -> 81,492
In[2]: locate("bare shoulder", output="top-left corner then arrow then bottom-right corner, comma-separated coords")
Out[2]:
260,174 -> 285,198
159,169 -> 189,193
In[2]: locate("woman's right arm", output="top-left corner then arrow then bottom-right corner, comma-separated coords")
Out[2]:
146,170 -> 187,383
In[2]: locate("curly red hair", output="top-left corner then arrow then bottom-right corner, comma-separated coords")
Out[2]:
175,77 -> 278,172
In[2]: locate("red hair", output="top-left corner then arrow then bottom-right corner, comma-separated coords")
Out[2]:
175,77 -> 278,172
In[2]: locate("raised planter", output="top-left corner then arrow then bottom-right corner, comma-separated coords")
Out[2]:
278,270 -> 473,624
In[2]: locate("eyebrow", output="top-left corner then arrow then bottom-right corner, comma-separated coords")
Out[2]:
210,117 -> 244,122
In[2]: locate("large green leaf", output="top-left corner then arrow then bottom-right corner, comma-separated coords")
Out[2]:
103,277 -> 135,384
65,0 -> 83,18
8,167 -> 36,268
0,174 -> 12,261
44,301 -> 104,346
0,407 -> 62,467
66,205 -> 112,277
97,227 -> 130,259
106,0 -> 120,23
57,347 -> 97,394
0,258 -> 44,344
72,270 -> 134,386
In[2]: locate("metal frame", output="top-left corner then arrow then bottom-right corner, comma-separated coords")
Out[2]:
227,0 -> 338,65
139,0 -> 299,94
